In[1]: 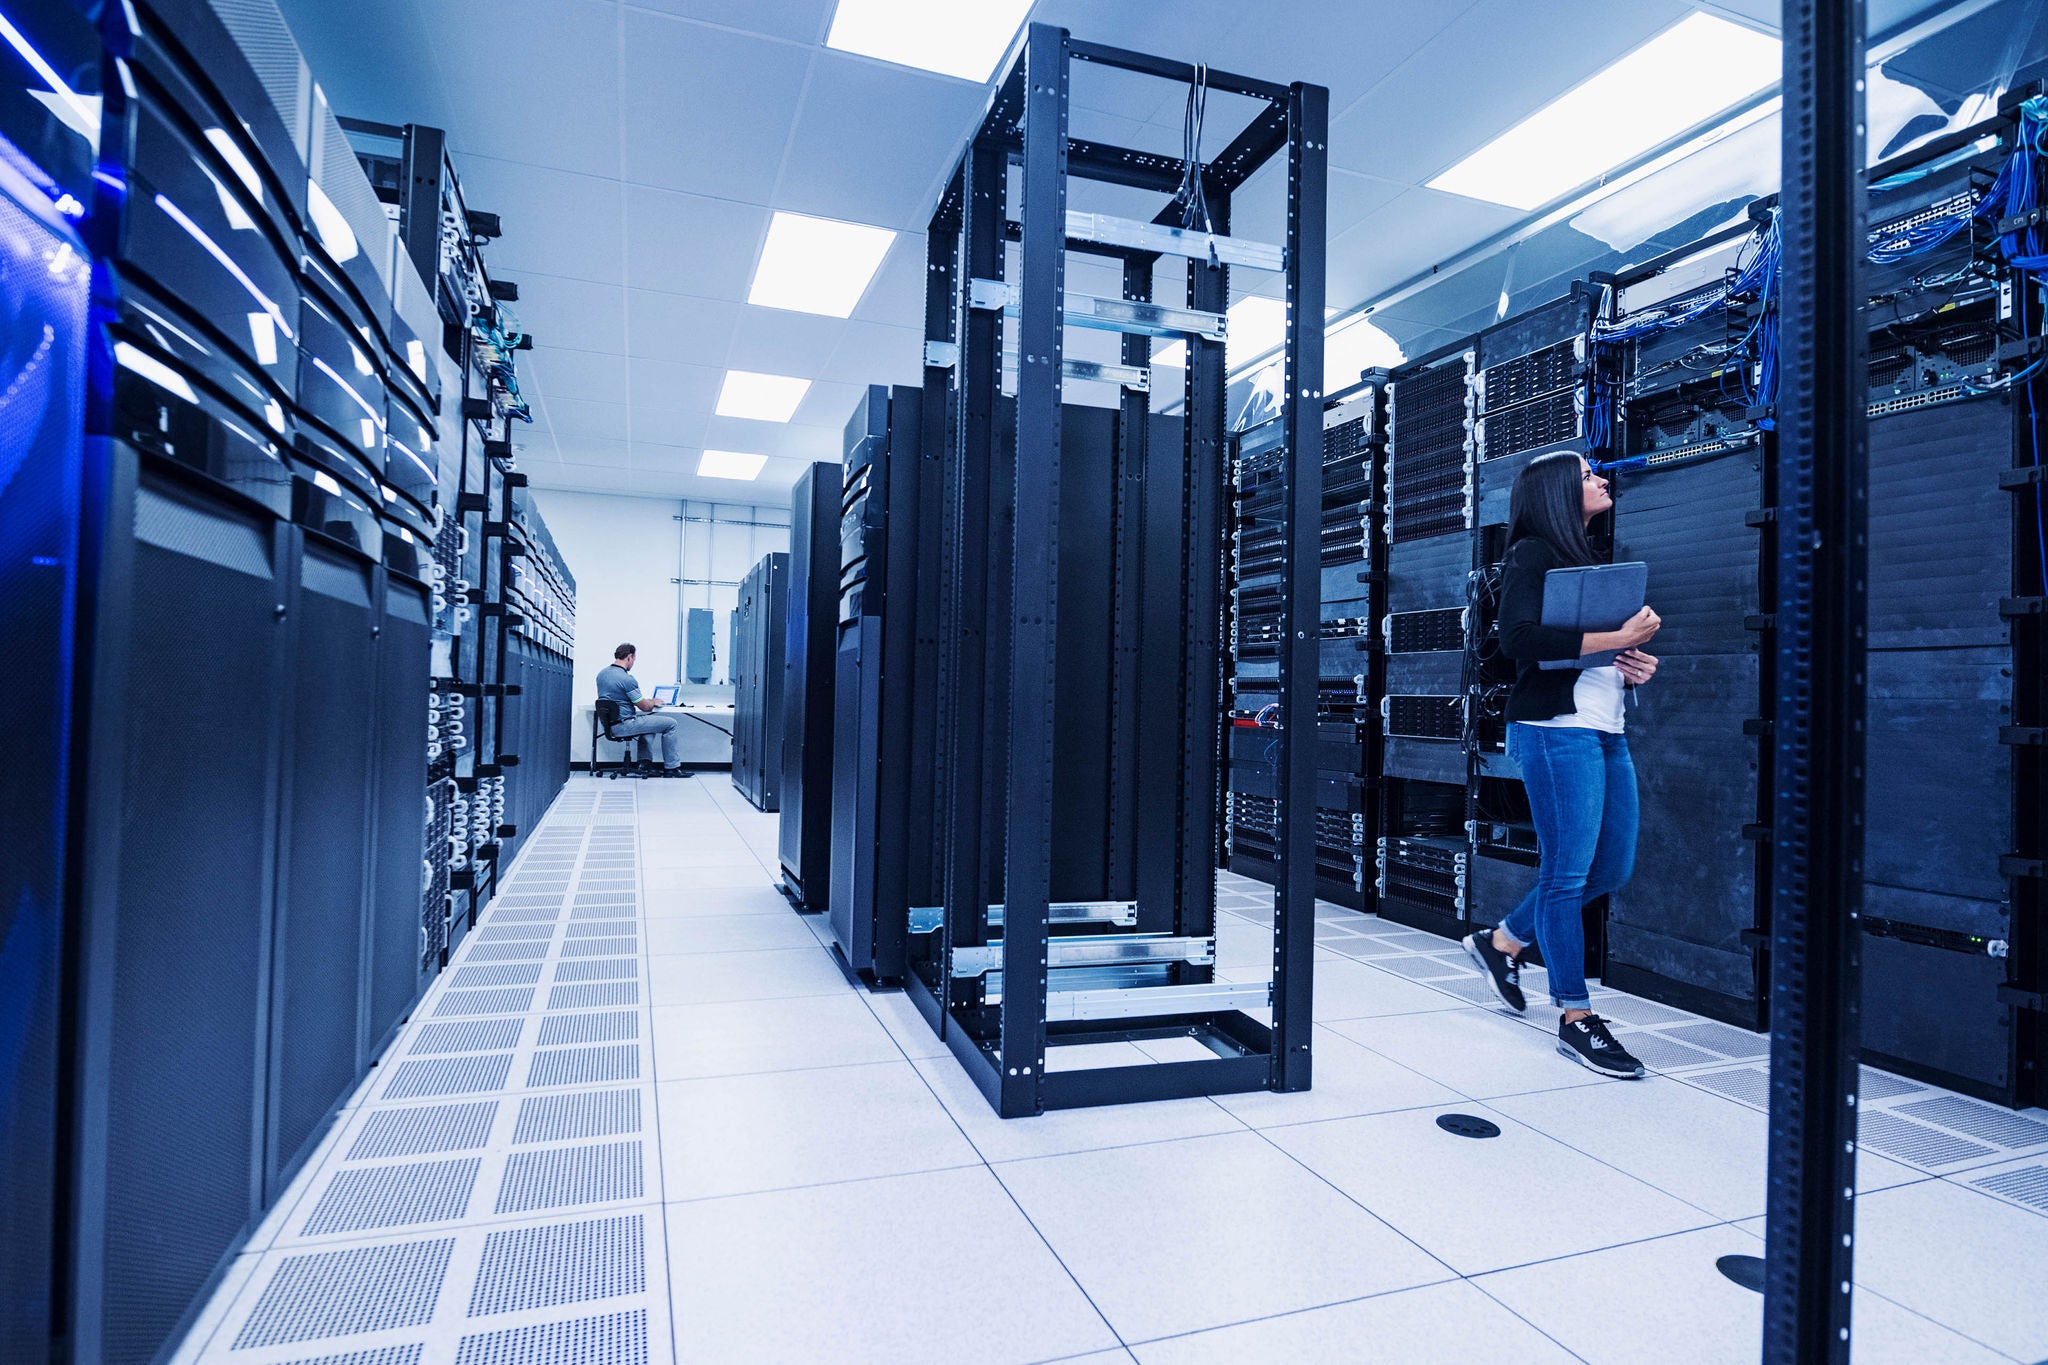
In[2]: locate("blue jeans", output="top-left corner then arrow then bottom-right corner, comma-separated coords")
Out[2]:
1497,723 -> 1639,1011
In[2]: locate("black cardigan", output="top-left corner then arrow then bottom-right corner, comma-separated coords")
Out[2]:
1497,536 -> 1600,723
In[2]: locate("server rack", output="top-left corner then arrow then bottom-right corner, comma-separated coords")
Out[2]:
732,552 -> 788,810
1224,383 -> 1383,910
829,386 -> 939,976
779,462 -> 839,910
907,25 -> 1326,1117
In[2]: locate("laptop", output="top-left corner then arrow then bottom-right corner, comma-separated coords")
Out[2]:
652,685 -> 680,705
1538,562 -> 1648,671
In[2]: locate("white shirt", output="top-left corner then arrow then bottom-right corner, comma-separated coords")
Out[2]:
1522,664 -> 1626,734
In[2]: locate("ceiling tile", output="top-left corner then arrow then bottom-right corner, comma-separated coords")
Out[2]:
627,445 -> 702,475
1220,0 -> 1481,106
273,0 -> 457,132
791,379 -> 868,431
629,406 -> 712,451
779,424 -> 843,461
555,434 -> 633,468
700,413 -> 803,456
629,356 -> 725,414
772,52 -> 986,230
1325,187 -> 1526,309
1327,0 -> 1690,185
451,154 -> 627,287
514,273 -> 628,356
624,185 -> 770,301
628,0 -> 834,43
423,0 -> 624,178
726,307 -> 848,375
1028,0 -> 1268,65
526,345 -> 632,406
818,320 -> 924,387
1226,164 -> 1406,264
621,12 -> 813,200
627,291 -> 743,366
849,234 -> 929,330
546,396 -> 632,443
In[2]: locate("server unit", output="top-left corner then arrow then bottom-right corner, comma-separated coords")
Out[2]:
829,385 -> 939,977
779,463 -> 839,910
732,551 -> 788,809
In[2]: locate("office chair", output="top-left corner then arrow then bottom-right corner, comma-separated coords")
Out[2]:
592,698 -> 654,779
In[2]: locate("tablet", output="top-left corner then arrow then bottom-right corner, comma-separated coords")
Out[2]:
1538,562 -> 1648,671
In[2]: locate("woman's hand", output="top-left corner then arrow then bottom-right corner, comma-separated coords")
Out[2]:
1583,606 -> 1661,658
1615,649 -> 1659,685
1615,606 -> 1661,648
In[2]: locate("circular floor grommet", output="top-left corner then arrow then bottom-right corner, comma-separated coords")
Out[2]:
1716,1254 -> 1766,1292
1435,1113 -> 1502,1139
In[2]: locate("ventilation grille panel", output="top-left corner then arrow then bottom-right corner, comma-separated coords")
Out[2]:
453,963 -> 545,989
513,1090 -> 642,1145
383,1053 -> 514,1100
454,1308 -> 647,1365
301,1158 -> 480,1235
1894,1096 -> 2048,1150
410,1020 -> 524,1055
233,1239 -> 453,1347
537,1011 -> 640,1046
527,1045 -> 641,1088
468,1214 -> 647,1316
549,982 -> 640,1009
349,1102 -> 498,1160
1971,1164 -> 2048,1213
435,989 -> 538,1017
1858,1111 -> 1997,1167
563,938 -> 638,958
465,942 -> 552,963
496,1141 -> 644,1214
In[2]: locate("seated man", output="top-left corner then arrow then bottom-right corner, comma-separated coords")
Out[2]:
596,643 -> 684,776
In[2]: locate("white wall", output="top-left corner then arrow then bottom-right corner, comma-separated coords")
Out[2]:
534,488 -> 789,761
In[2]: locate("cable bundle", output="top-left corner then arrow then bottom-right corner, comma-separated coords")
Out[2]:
472,306 -> 533,423
1176,65 -> 1222,269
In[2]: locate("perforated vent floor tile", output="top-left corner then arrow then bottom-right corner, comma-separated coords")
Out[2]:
464,943 -> 553,964
232,1238 -> 453,1347
1377,955 -> 1474,981
411,1020 -> 525,1055
1685,1065 -> 1773,1110
1970,1164 -> 2048,1214
496,1140 -> 645,1214
1858,1110 -> 1998,1168
566,920 -> 638,938
1859,1067 -> 1930,1101
272,1346 -> 424,1365
436,989 -> 539,1018
1660,1020 -> 1770,1060
1895,1096 -> 2048,1150
513,1090 -> 643,1145
527,1045 -> 641,1088
562,938 -> 638,958
349,1103 -> 498,1160
1583,994 -> 1694,1027
1612,1033 -> 1723,1071
454,1307 -> 648,1365
469,1214 -> 647,1316
570,903 -> 639,921
537,1011 -> 640,1046
483,906 -> 560,925
479,925 -> 558,943
453,964 -> 546,989
552,959 -> 639,984
549,982 -> 640,1010
382,1054 -> 515,1101
299,1158 -> 481,1236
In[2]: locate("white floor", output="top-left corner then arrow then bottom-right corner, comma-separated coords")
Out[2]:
172,775 -> 2048,1365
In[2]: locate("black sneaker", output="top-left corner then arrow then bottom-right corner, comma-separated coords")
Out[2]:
1557,1014 -> 1645,1079
1464,930 -> 1526,1013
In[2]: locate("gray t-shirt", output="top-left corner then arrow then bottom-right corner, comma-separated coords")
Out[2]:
596,664 -> 643,715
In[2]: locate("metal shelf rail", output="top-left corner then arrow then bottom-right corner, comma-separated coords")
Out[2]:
908,24 -> 1328,1117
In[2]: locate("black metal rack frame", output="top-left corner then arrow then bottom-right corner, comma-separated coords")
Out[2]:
907,24 -> 1327,1117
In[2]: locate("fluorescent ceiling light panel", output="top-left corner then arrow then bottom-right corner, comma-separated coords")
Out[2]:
698,449 -> 769,481
1428,13 -> 1780,212
715,369 -> 812,423
826,0 -> 1033,82
747,211 -> 896,318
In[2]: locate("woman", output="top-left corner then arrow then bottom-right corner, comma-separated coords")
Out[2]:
1462,452 -> 1662,1078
